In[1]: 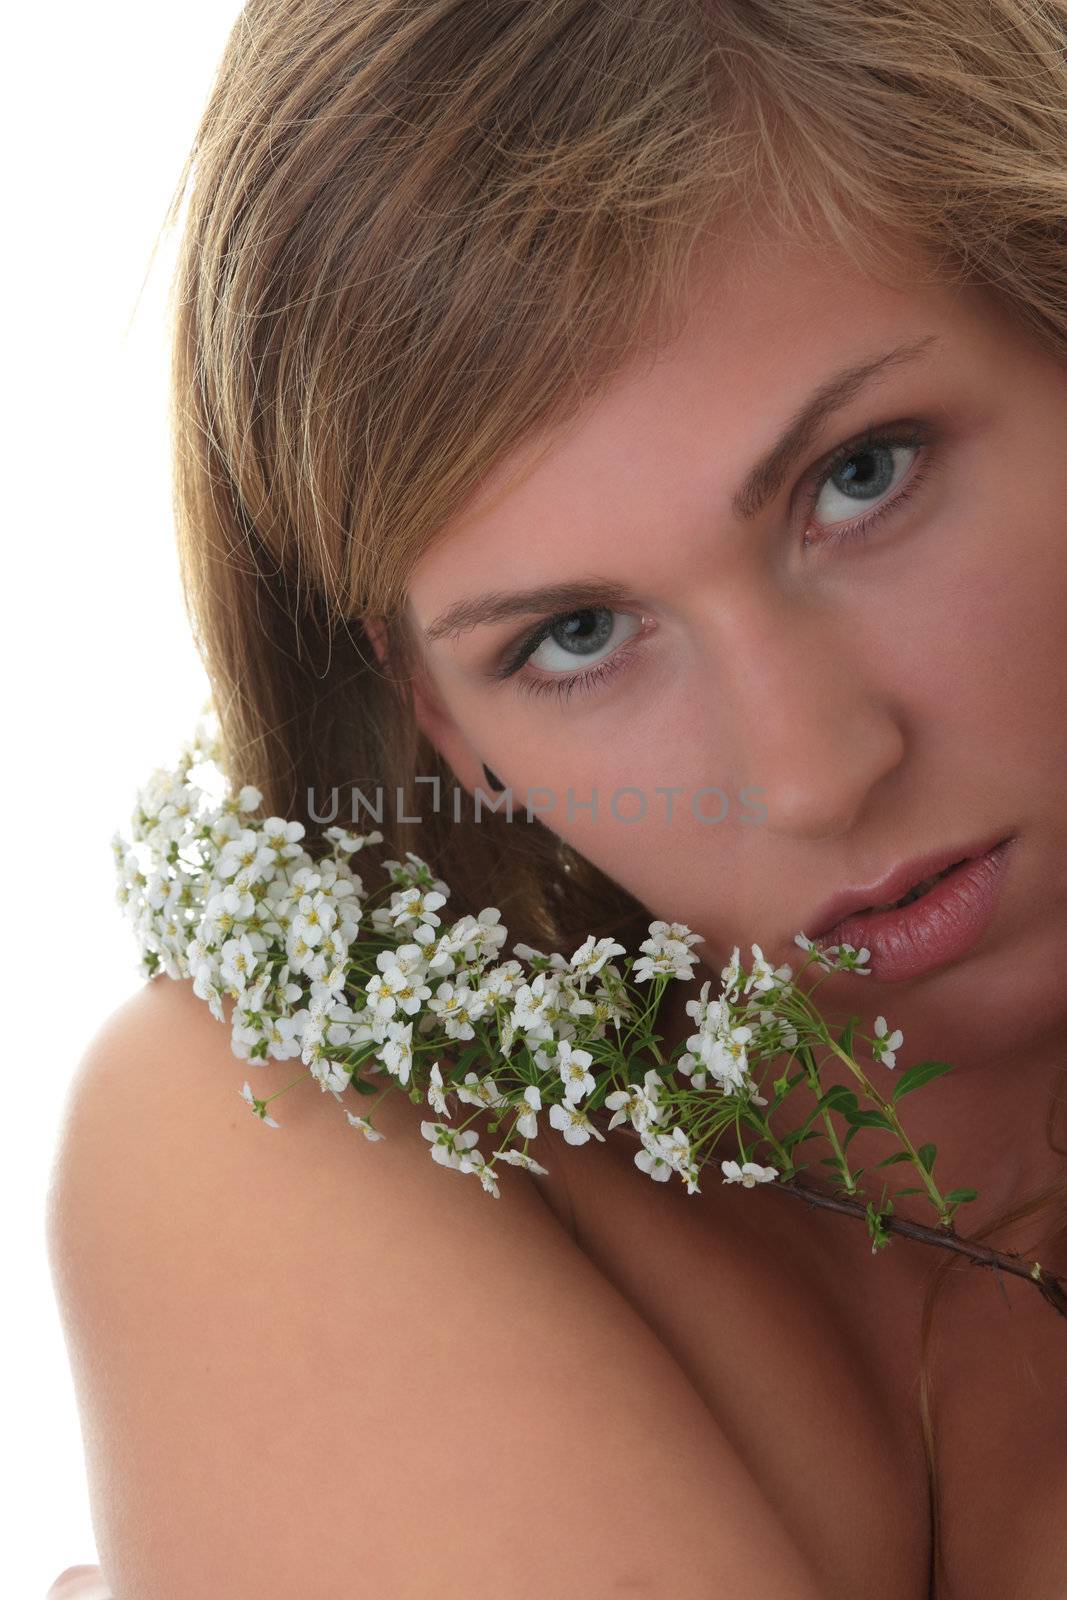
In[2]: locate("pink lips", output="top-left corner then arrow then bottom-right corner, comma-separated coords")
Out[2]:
806,836 -> 1016,982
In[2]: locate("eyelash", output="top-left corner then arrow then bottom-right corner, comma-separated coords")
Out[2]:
497,420 -> 938,703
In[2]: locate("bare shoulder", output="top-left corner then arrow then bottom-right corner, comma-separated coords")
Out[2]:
46,977 -> 828,1600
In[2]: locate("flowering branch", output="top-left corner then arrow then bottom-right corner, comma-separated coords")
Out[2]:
110,709 -> 1064,1322
592,1110 -> 1067,1315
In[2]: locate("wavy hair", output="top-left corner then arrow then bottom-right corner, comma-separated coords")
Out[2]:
161,2 -> 1067,1588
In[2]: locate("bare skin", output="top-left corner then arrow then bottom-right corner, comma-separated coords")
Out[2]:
385,225 -> 1067,1594
51,228 -> 1067,1597
45,976 -> 1065,1600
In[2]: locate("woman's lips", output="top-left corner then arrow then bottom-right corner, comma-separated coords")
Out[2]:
809,836 -> 1016,982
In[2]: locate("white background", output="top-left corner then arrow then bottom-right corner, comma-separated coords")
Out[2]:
5,6 -> 244,1591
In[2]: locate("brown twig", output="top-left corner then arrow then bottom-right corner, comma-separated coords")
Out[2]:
766,1171 -> 1067,1318
589,1111 -> 1067,1320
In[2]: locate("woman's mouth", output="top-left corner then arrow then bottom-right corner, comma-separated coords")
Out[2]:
810,836 -> 1016,982
865,860 -> 963,913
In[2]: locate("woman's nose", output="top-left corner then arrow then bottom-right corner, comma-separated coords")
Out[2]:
719,591 -> 905,841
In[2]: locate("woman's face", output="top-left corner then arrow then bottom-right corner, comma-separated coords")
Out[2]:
402,230 -> 1067,1065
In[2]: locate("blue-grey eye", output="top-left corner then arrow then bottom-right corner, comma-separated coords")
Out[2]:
813,441 -> 918,526
525,607 -> 642,675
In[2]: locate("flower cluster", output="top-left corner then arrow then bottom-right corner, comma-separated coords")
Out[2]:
113,710 -> 971,1233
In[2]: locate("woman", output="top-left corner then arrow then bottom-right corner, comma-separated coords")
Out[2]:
46,2 -> 1067,1596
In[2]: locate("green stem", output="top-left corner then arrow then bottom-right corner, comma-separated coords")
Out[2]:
818,1031 -> 950,1222
264,1073 -> 311,1103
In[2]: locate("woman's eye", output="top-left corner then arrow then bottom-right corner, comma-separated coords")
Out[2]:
492,606 -> 646,701
525,607 -> 642,673
804,425 -> 933,543
488,424 -> 938,704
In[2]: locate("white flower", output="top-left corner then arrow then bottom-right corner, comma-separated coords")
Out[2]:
388,886 -> 448,931
324,824 -> 381,855
744,943 -> 793,997
510,971 -> 561,1042
291,891 -> 336,949
456,1071 -> 508,1111
426,1061 -> 452,1117
315,1058 -> 355,1095
568,934 -> 628,982
719,946 -> 743,1000
204,882 -> 255,939
872,1015 -> 904,1069
721,1159 -> 778,1187
793,933 -> 838,971
835,943 -> 872,975
347,1111 -> 385,1141
219,932 -> 262,993
753,1007 -> 799,1054
548,1100 -> 606,1145
689,1019 -> 753,1095
118,714 -> 939,1216
427,980 -> 488,1041
646,919 -> 704,949
262,816 -> 308,858
380,1018 -> 414,1086
419,1122 -> 500,1195
513,1083 -> 542,1140
634,1125 -> 696,1186
492,1147 -> 550,1176
193,965 -> 227,1024
379,962 -> 433,1017
479,959 -> 525,1002
445,908 -> 508,963
239,1080 -> 280,1128
793,936 -> 871,975
634,1137 -> 675,1182
266,1009 -> 309,1061
672,1051 -> 707,1092
421,1120 -> 478,1168
217,828 -> 279,887
535,1038 -> 596,1106
363,969 -> 403,1022
631,929 -> 701,983
603,1071 -> 666,1134
410,922 -> 459,974
467,1155 -> 502,1198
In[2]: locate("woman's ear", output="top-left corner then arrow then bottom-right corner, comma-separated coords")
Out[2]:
362,615 -> 390,670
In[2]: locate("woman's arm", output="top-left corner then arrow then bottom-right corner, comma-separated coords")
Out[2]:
46,979 -> 830,1600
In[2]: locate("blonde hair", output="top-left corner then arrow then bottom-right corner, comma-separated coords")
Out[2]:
163,2 -> 1067,1587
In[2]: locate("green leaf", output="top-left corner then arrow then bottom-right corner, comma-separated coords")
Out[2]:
836,1017 -> 857,1057
943,1187 -> 979,1204
842,1107 -> 895,1132
349,1077 -> 379,1096
874,1149 -> 913,1169
453,1042 -> 488,1075
817,1084 -> 860,1116
891,1059 -> 956,1103
917,1142 -> 937,1173
780,1126 -> 823,1153
894,1187 -> 926,1197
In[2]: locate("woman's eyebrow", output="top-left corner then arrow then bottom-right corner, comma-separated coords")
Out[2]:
732,332 -> 941,520
422,333 -> 941,647
423,578 -> 639,645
